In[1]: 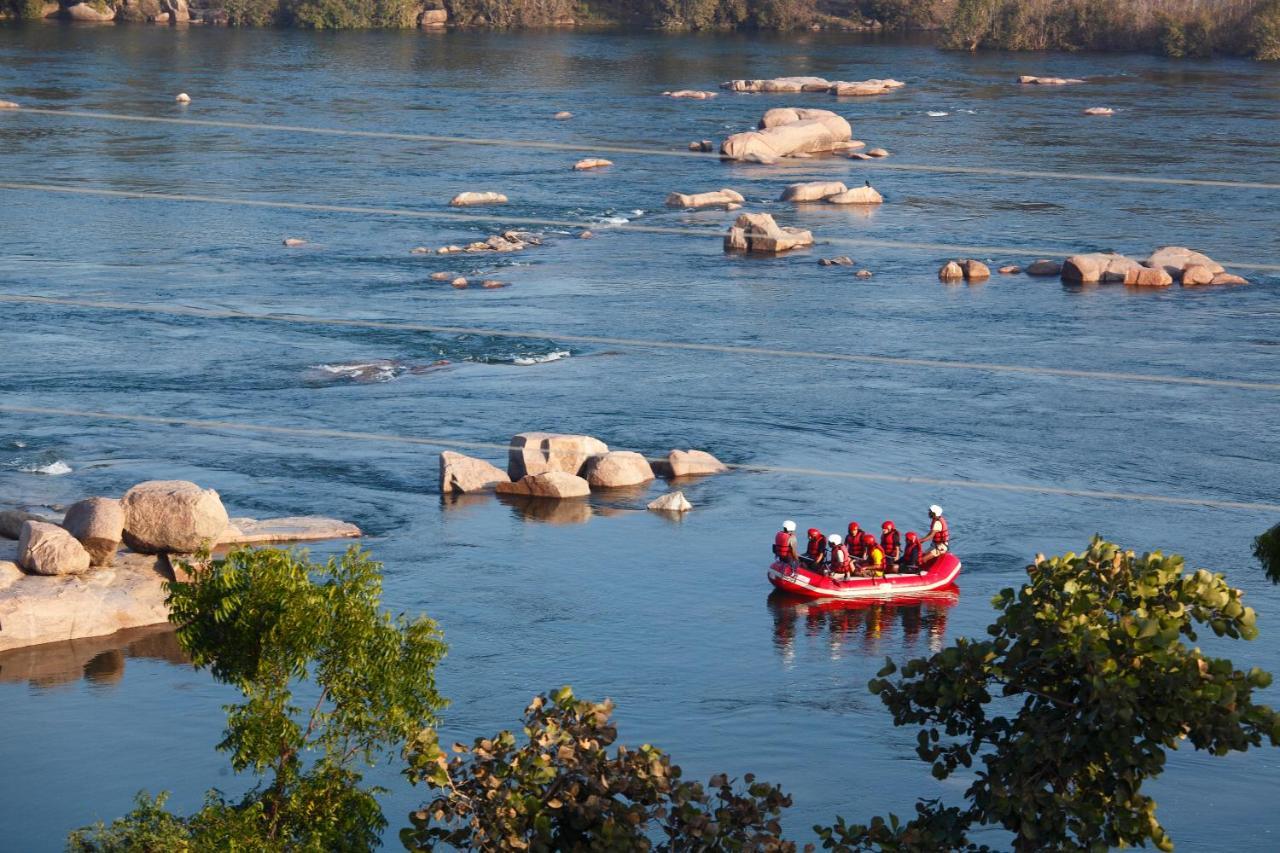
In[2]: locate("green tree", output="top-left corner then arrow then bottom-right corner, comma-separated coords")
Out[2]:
69,546 -> 447,852
1252,0 -> 1280,59
1255,522 -> 1280,582
402,685 -> 795,851
820,537 -> 1280,852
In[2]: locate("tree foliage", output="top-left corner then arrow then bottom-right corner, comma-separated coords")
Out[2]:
1256,522 -> 1280,583
837,537 -> 1280,852
69,546 -> 447,852
401,685 -> 795,851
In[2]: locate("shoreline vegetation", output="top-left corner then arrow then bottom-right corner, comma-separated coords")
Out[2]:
0,0 -> 1277,60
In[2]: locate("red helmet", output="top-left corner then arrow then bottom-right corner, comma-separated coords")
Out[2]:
807,528 -> 822,539
847,521 -> 860,534
861,532 -> 877,546
905,531 -> 920,542
882,520 -> 895,532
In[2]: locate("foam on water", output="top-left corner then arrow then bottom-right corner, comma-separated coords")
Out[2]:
20,460 -> 72,476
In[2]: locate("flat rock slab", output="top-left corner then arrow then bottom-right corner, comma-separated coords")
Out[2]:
0,550 -> 171,652
217,516 -> 362,545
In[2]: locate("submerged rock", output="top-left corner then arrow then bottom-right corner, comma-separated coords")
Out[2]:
61,497 -> 123,567
496,471 -> 591,499
574,158 -> 613,171
1209,272 -> 1249,286
508,432 -> 609,479
553,110 -> 573,120
0,100 -> 19,110
999,265 -> 1021,274
282,237 -> 306,247
121,480 -> 229,554
1083,106 -> 1114,116
19,521 -> 91,576
174,92 -> 191,104
0,510 -> 44,540
724,213 -> 813,254
779,181 -> 847,202
663,90 -> 716,99
439,451 -> 510,494
688,140 -> 714,152
820,256 -> 855,267
658,449 -> 729,478
583,451 -> 655,488
1018,75 -> 1085,85
827,185 -> 883,205
1026,259 -> 1062,276
867,147 -> 890,158
217,516 -> 362,545
450,191 -> 508,206
666,188 -> 744,209
648,491 -> 692,513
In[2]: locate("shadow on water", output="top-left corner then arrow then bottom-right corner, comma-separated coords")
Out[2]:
767,587 -> 958,663
0,624 -> 188,690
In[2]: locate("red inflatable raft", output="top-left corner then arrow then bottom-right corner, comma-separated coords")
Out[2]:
767,553 -> 962,600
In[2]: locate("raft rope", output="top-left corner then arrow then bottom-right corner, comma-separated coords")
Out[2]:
1,404 -> 1276,513
1,182 -> 1278,272
2,294 -> 1278,392
6,107 -> 1280,192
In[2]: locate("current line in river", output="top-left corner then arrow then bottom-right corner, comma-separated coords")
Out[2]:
1,181 -> 1278,272
1,403 -> 1276,513
7,107 -> 1280,192
3,294 -> 1279,392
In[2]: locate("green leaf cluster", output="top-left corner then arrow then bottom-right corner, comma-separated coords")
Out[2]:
854,536 -> 1280,852
401,685 -> 795,851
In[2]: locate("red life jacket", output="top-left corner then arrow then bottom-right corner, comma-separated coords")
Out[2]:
806,536 -> 826,560
830,544 -> 850,570
774,530 -> 795,558
933,517 -> 949,545
902,539 -> 921,567
882,530 -> 901,558
847,534 -> 867,559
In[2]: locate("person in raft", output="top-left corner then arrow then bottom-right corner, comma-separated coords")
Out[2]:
827,533 -> 852,577
802,527 -> 828,569
919,505 -> 949,561
880,521 -> 902,567
845,521 -> 868,562
900,531 -> 923,572
773,520 -> 799,568
858,532 -> 886,575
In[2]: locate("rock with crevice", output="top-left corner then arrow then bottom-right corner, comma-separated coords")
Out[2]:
508,432 -> 609,479
724,213 -> 813,254
419,8 -> 447,27
61,497 -> 123,567
1124,267 -> 1173,287
439,451 -> 510,494
495,471 -> 591,499
583,451 -> 656,488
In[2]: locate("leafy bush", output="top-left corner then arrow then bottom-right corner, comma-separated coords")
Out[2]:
1256,522 -> 1280,582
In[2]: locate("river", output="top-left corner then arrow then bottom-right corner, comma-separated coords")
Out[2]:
1,22 -> 1279,851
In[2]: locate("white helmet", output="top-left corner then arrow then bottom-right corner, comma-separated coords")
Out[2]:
828,533 -> 842,545
929,504 -> 943,517
782,520 -> 796,532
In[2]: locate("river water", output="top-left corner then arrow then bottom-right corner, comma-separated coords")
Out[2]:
1,23 -> 1279,851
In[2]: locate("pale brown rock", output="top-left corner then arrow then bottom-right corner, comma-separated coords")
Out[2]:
429,271 -> 451,280
162,0 -> 188,22
757,107 -> 837,129
721,110 -> 852,161
722,76 -> 832,93
1145,246 -> 1223,279
665,449 -> 728,478
451,277 -> 469,288
780,181 -> 847,202
856,269 -> 873,278
495,471 -> 591,499
867,148 -> 890,157
829,79 -> 905,97
999,265 -> 1021,274
1209,272 -> 1249,286
216,516 -> 362,545
1061,253 -> 1142,284
553,111 -> 573,120
0,551 -> 172,652
419,8 -> 447,27
648,491 -> 692,512
820,256 -> 855,267
723,213 -> 813,254
0,100 -> 20,110
508,432 -> 609,479
663,90 -> 716,99
939,261 -> 964,281
687,140 -> 714,152
450,191 -> 508,206
666,188 -> 744,209
827,185 -> 883,205
583,451 -> 655,488
960,259 -> 990,281
1018,75 -> 1084,85
579,230 -> 593,239
439,451 -> 509,494
1,510 -> 44,540
574,158 -> 612,171
481,280 -> 506,289
1083,107 -> 1114,116
62,498 -> 123,567
174,92 -> 191,103
1180,264 -> 1215,286
19,522 -> 91,576
1026,259 -> 1062,276
121,480 -> 229,554
1124,266 -> 1174,287
283,237 -> 306,247
848,152 -> 873,160
65,2 -> 116,20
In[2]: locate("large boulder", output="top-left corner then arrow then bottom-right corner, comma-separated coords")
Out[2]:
450,191 -> 508,206
758,107 -> 841,129
0,509 -> 44,540
721,110 -> 852,162
440,451 -> 510,493
61,498 -> 123,567
779,181 -> 847,202
18,521 -> 91,576
1061,253 -> 1142,284
121,480 -> 230,554
960,259 -> 990,281
724,213 -> 813,254
1144,246 -> 1224,281
829,78 -> 904,97
827,185 -> 883,205
583,451 -> 655,488
1026,259 -> 1062,276
508,432 -> 608,480
665,189 -> 744,209
938,261 -> 964,281
660,449 -> 728,478
1180,264 -> 1215,286
419,8 -> 447,26
64,2 -> 116,20
1123,266 -> 1173,287
495,471 -> 591,499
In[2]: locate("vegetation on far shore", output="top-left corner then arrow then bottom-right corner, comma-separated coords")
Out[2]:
68,538 -> 1280,851
2,0 -> 1279,60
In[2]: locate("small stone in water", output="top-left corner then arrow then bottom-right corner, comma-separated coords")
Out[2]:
451,277 -> 468,288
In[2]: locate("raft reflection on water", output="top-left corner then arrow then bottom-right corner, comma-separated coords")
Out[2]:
768,587 -> 958,662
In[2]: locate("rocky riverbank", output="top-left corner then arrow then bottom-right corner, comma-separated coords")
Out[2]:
0,479 -> 360,652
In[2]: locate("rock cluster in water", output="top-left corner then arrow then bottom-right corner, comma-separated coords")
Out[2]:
720,76 -> 904,97
0,479 -> 361,651
724,212 -> 814,254
720,108 -> 855,162
1061,246 -> 1246,286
